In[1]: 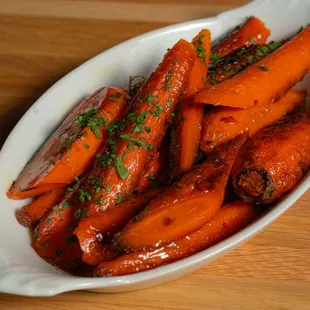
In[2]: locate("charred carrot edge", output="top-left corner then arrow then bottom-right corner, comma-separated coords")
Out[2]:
200,89 -> 307,155
116,135 -> 247,252
74,188 -> 165,265
16,187 -> 67,228
233,108 -> 310,204
212,16 -> 270,58
8,87 -> 130,199
170,29 -> 211,179
72,39 -> 196,216
195,27 -> 310,109
95,200 -> 259,277
207,42 -> 283,87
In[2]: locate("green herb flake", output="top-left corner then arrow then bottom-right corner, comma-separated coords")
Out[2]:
142,207 -> 149,213
135,215 -> 143,222
163,69 -> 175,91
63,201 -> 71,208
120,134 -> 143,147
74,208 -> 89,220
173,57 -> 178,65
148,174 -> 156,181
96,196 -> 104,205
246,55 -> 254,63
114,156 -> 129,179
250,37 -> 257,44
145,144 -> 153,150
268,41 -> 281,51
116,193 -> 124,204
128,142 -> 135,151
108,92 -> 123,102
84,143 -> 90,149
67,187 -> 74,192
210,53 -> 222,61
144,126 -> 151,133
52,205 -> 59,211
166,100 -> 171,108
257,65 -> 269,72
105,184 -> 111,192
48,158 -> 54,164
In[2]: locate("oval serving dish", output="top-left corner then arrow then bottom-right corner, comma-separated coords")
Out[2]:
0,0 -> 309,296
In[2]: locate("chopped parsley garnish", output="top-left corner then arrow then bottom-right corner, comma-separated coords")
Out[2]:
63,201 -> 71,208
196,35 -> 206,63
148,174 -> 156,181
267,41 -> 281,51
120,134 -> 143,146
166,100 -> 171,108
144,126 -> 151,133
84,143 -> 89,148
105,184 -> 111,192
108,92 -> 122,102
174,57 -> 178,65
114,156 -> 129,179
135,215 -> 143,222
48,158 -> 54,164
250,37 -> 257,44
88,176 -> 103,194
145,144 -> 153,150
55,249 -> 64,257
257,65 -> 269,71
74,208 -> 89,220
77,187 -> 92,203
96,196 -> 104,205
116,193 -> 124,204
163,69 -> 175,91
246,55 -> 254,63
73,108 -> 107,139
210,53 -> 222,60
128,142 -> 135,151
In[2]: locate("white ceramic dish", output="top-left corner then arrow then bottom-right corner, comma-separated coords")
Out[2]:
0,0 -> 309,297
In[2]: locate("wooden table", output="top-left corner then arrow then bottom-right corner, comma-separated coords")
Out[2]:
0,0 -> 309,309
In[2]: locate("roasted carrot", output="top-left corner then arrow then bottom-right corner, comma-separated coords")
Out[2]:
212,16 -> 270,58
95,200 -> 259,277
16,187 -> 66,228
208,42 -> 282,87
32,182 -> 84,271
170,30 -> 211,179
7,87 -> 130,199
74,188 -> 165,265
233,109 -> 310,204
32,39 -> 196,270
200,89 -> 306,155
72,39 -> 196,215
195,27 -> 310,108
116,135 -> 246,252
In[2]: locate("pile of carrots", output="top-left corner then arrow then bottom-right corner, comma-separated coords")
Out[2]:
7,17 -> 310,277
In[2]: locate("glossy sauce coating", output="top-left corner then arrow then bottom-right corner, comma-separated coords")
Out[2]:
170,29 -> 211,179
233,109 -> 310,204
95,200 -> 259,277
8,87 -> 130,199
75,39 -> 196,215
16,187 -> 66,228
74,188 -> 166,265
200,89 -> 306,155
212,16 -> 270,58
195,27 -> 310,108
116,135 -> 246,252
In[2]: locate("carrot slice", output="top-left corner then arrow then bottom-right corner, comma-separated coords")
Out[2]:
170,29 -> 211,179
212,16 -> 270,58
195,27 -> 310,108
74,188 -> 165,265
16,187 -> 66,228
233,108 -> 310,204
95,200 -> 259,277
71,39 -> 196,215
200,89 -> 306,155
8,87 -> 130,199
116,135 -> 246,252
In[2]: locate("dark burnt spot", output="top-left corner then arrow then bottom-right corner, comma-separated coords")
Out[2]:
254,100 -> 259,105
163,216 -> 175,226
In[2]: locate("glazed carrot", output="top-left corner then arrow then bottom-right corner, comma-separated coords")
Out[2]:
170,30 -> 211,179
233,109 -> 310,204
74,188 -> 165,265
95,200 -> 258,277
135,151 -> 166,193
200,89 -> 306,155
32,182 -> 84,271
195,27 -> 310,108
16,187 -> 66,228
207,42 -> 282,87
7,87 -> 130,199
116,135 -> 246,252
32,39 -> 196,270
212,16 -> 270,58
72,39 -> 196,215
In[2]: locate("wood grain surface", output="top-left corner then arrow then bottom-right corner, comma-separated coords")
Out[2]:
0,0 -> 309,309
